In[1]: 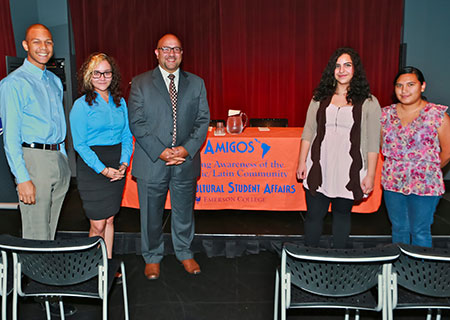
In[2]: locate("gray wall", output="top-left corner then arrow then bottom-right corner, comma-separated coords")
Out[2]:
403,0 -> 450,178
404,0 -> 450,107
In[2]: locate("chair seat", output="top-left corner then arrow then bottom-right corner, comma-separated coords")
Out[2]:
396,286 -> 450,309
22,258 -> 120,298
290,285 -> 379,310
0,235 -> 129,320
274,243 -> 400,320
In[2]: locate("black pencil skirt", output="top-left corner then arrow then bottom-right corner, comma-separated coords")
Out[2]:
76,144 -> 125,220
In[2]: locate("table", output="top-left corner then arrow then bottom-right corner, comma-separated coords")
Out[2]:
121,127 -> 382,212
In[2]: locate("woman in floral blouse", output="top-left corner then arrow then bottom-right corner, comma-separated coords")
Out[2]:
381,66 -> 450,247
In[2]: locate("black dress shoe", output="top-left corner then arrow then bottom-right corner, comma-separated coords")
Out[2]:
41,301 -> 78,317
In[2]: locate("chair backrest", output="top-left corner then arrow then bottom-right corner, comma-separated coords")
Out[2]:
0,251 -> 6,296
0,250 -> 12,296
249,118 -> 288,127
283,243 -> 399,297
0,235 -> 106,286
392,244 -> 450,298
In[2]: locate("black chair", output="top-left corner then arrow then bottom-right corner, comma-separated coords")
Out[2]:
0,250 -> 6,320
0,235 -> 129,320
249,118 -> 288,127
0,250 -> 13,320
274,243 -> 400,320
391,244 -> 450,320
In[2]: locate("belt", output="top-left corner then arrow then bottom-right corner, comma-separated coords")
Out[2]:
22,142 -> 61,151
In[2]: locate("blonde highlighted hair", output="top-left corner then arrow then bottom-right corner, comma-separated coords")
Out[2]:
77,52 -> 122,106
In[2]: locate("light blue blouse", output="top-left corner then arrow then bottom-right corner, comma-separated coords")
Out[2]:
70,93 -> 133,173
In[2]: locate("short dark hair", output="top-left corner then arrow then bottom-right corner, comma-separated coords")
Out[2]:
25,24 -> 51,40
393,66 -> 425,85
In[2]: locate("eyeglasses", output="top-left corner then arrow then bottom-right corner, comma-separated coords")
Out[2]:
158,46 -> 183,54
92,70 -> 113,79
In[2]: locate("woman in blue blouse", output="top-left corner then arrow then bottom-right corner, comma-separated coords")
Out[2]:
70,53 -> 133,258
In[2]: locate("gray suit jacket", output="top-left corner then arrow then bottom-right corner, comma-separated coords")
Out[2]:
128,67 -> 210,181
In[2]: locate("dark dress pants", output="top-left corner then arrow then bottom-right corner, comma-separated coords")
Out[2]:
137,171 -> 197,264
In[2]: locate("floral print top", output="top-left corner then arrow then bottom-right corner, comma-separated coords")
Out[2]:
381,102 -> 447,196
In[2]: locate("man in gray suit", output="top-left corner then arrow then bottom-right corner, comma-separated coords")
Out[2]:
128,34 -> 210,280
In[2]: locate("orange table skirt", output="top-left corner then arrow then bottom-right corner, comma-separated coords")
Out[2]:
121,127 -> 382,213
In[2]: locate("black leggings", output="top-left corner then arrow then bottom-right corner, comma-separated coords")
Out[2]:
304,188 -> 354,248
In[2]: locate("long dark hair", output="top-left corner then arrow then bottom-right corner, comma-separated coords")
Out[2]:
392,66 -> 427,103
77,53 -> 122,107
313,47 -> 371,105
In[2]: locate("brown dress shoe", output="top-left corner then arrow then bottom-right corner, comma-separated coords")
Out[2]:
144,263 -> 160,280
181,258 -> 201,275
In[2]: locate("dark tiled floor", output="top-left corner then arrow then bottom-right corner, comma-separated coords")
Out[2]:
0,183 -> 449,319
8,252 -> 449,320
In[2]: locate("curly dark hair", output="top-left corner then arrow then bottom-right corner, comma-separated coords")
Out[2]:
313,47 -> 371,105
77,53 -> 122,107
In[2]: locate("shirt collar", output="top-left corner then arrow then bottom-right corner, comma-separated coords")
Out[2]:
23,58 -> 47,79
95,91 -> 113,104
158,65 -> 180,80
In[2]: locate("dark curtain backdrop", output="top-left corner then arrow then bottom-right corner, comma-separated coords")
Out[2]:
69,0 -> 403,126
0,0 -> 16,79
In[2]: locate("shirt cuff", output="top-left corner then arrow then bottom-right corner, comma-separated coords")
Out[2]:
16,172 -> 31,184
